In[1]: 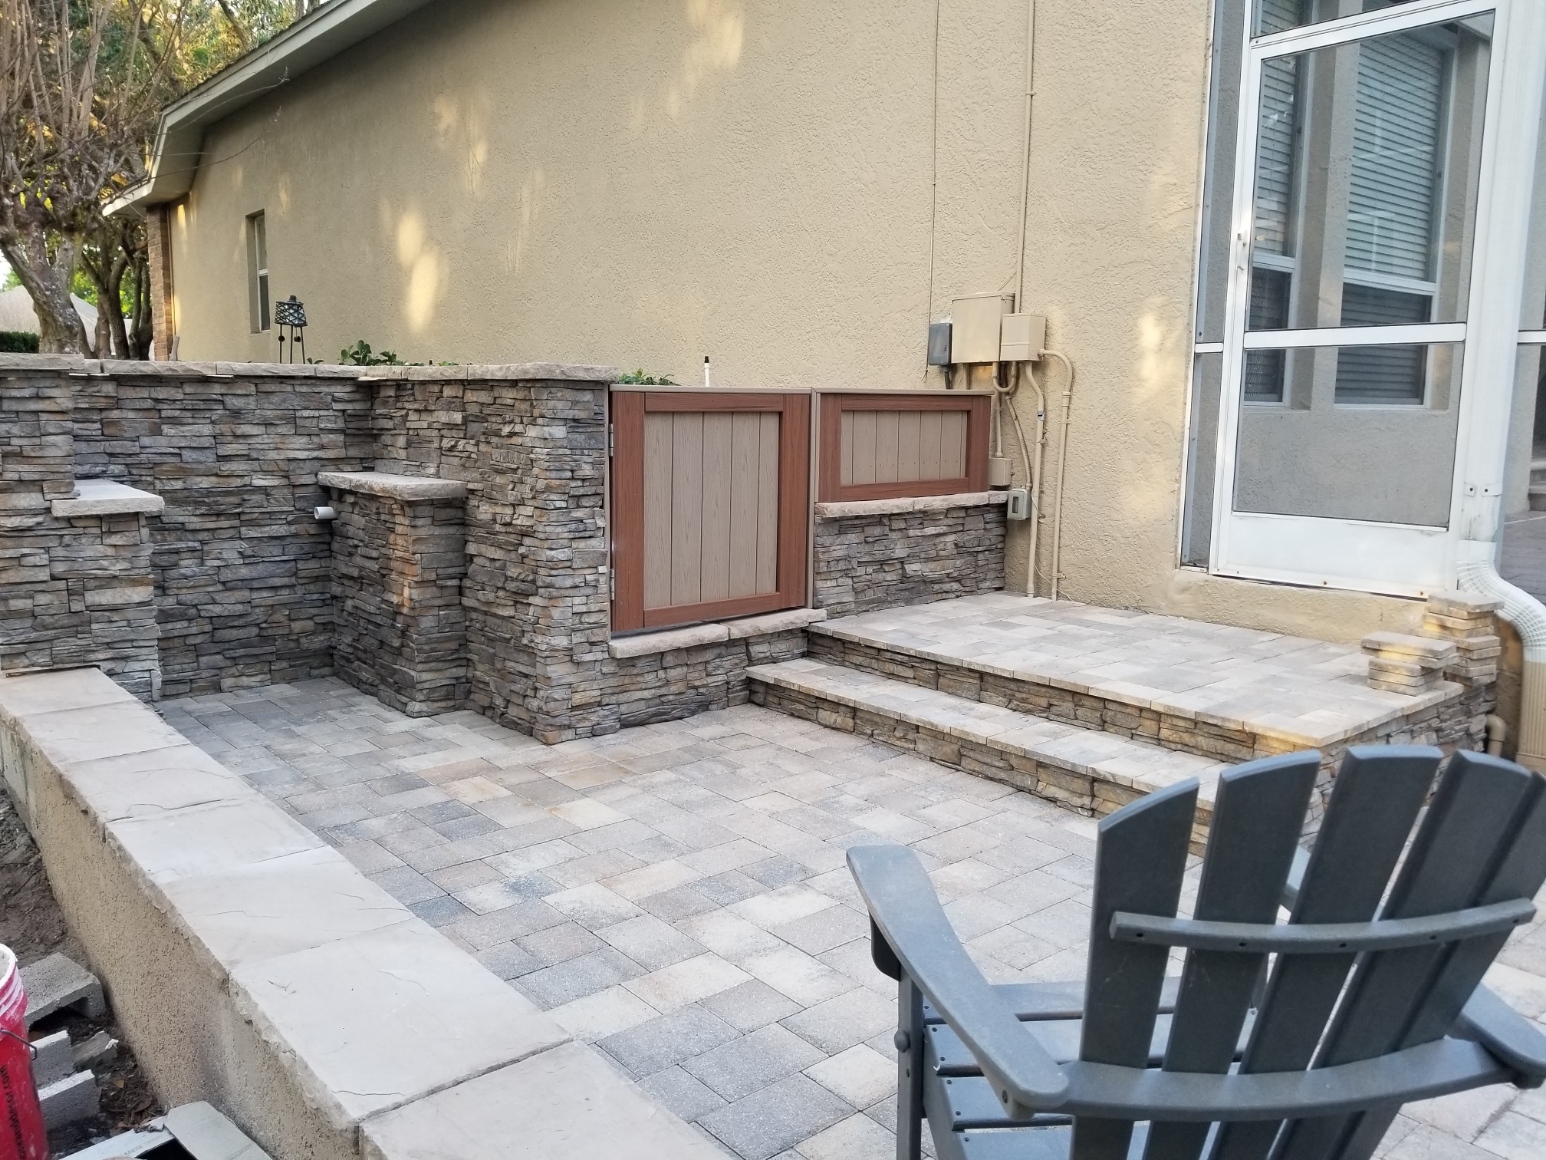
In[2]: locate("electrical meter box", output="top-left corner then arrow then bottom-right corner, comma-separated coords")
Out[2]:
999,313 -> 1046,363
950,294 -> 1014,364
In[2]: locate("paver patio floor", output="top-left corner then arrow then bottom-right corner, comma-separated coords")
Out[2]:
159,678 -> 1546,1160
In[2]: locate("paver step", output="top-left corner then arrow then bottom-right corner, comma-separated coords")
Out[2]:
1531,482 -> 1546,512
807,593 -> 1465,771
747,657 -> 1225,840
1531,457 -> 1546,486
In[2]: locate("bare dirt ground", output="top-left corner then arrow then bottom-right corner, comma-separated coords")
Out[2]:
1,783 -> 163,1155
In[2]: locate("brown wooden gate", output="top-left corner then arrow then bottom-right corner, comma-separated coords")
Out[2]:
611,390 -> 810,633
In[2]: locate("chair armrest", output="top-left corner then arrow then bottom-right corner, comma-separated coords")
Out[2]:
1454,984 -> 1546,1086
848,844 -> 1069,1113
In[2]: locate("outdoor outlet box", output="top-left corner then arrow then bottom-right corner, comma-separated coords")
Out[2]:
988,457 -> 1012,487
1006,488 -> 1031,520
927,321 -> 952,366
1000,313 -> 1046,363
950,293 -> 1014,363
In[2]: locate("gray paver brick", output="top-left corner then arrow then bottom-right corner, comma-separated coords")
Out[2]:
600,1005 -> 741,1077
683,1023 -> 826,1101
699,1073 -> 854,1160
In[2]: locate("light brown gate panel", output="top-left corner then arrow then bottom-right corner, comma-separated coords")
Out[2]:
613,391 -> 809,632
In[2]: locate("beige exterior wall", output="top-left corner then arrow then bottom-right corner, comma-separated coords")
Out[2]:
167,0 -> 1431,643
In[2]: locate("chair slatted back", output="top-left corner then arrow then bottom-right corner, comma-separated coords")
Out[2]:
1274,751 -> 1546,1160
1073,779 -> 1197,1160
1138,752 -> 1319,1160
1078,746 -> 1546,1160
1210,748 -> 1442,1160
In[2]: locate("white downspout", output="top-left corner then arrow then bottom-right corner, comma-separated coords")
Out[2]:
1458,542 -> 1546,772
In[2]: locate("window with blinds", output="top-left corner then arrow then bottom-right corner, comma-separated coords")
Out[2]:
1245,16 -> 1453,405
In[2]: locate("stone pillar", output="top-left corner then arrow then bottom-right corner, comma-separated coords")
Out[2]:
322,471 -> 469,716
0,363 -> 161,697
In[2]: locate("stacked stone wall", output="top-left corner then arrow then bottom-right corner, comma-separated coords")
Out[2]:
329,489 -> 468,716
812,502 -> 1007,618
66,364 -> 373,695
0,360 -> 161,696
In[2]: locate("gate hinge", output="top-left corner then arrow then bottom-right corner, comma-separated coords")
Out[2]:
608,423 -> 614,458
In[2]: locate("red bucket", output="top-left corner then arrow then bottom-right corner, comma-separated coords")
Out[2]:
0,945 -> 48,1160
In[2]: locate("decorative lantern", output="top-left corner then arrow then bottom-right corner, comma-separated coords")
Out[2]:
275,295 -> 308,363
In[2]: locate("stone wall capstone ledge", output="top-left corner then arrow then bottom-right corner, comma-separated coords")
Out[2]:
0,668 -> 722,1160
51,478 -> 166,517
814,490 -> 1009,519
318,471 -> 469,502
0,354 -> 619,383
608,607 -> 828,658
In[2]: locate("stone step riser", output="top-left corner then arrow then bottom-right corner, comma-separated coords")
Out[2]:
807,631 -> 1484,771
807,632 -> 1276,765
749,676 -> 1213,852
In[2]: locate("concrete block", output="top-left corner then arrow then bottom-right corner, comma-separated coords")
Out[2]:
360,1042 -> 726,1160
165,1101 -> 274,1160
11,699 -> 185,765
1361,632 -> 1456,667
31,1029 -> 74,1086
21,952 -> 106,1025
38,1070 -> 98,1128
71,1030 -> 117,1070
228,921 -> 569,1130
60,1128 -> 171,1160
106,798 -> 325,886
158,847 -> 417,970
57,743 -> 255,823
1426,590 -> 1503,617
0,667 -> 138,718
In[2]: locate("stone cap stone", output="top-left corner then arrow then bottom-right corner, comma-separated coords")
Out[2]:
1361,631 -> 1457,665
0,353 -> 616,384
51,478 -> 165,518
609,607 -> 828,658
318,471 -> 469,502
354,362 -> 617,384
1427,590 -> 1503,617
814,491 -> 1010,519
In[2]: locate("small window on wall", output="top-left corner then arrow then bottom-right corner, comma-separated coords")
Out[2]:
246,212 -> 270,332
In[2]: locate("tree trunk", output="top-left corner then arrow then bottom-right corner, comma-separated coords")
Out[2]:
0,225 -> 93,355
129,249 -> 153,359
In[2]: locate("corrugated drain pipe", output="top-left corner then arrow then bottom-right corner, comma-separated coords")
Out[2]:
1458,539 -> 1546,772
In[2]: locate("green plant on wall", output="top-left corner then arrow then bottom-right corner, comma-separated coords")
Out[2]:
617,368 -> 677,385
339,340 -> 403,366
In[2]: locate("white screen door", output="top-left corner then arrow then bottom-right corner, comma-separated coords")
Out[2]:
1209,0 -> 1541,596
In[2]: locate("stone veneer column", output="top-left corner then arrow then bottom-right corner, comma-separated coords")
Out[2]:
0,361 -> 162,697
321,471 -> 469,716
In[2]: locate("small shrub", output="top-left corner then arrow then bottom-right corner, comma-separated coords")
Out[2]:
0,331 -> 40,353
339,340 -> 403,366
617,368 -> 676,385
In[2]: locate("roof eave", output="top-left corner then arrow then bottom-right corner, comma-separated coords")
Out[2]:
116,0 -> 435,213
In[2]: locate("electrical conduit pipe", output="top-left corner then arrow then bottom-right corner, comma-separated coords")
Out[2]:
1458,539 -> 1546,773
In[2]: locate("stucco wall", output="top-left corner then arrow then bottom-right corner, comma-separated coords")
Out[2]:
165,0 -> 1441,643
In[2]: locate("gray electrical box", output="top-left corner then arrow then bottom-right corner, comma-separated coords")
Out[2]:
951,293 -> 1014,363
927,322 -> 952,366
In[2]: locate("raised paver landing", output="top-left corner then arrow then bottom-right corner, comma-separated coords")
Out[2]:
160,679 -> 1546,1160
812,592 -> 1452,748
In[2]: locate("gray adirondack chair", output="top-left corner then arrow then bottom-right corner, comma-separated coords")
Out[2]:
848,746 -> 1546,1160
